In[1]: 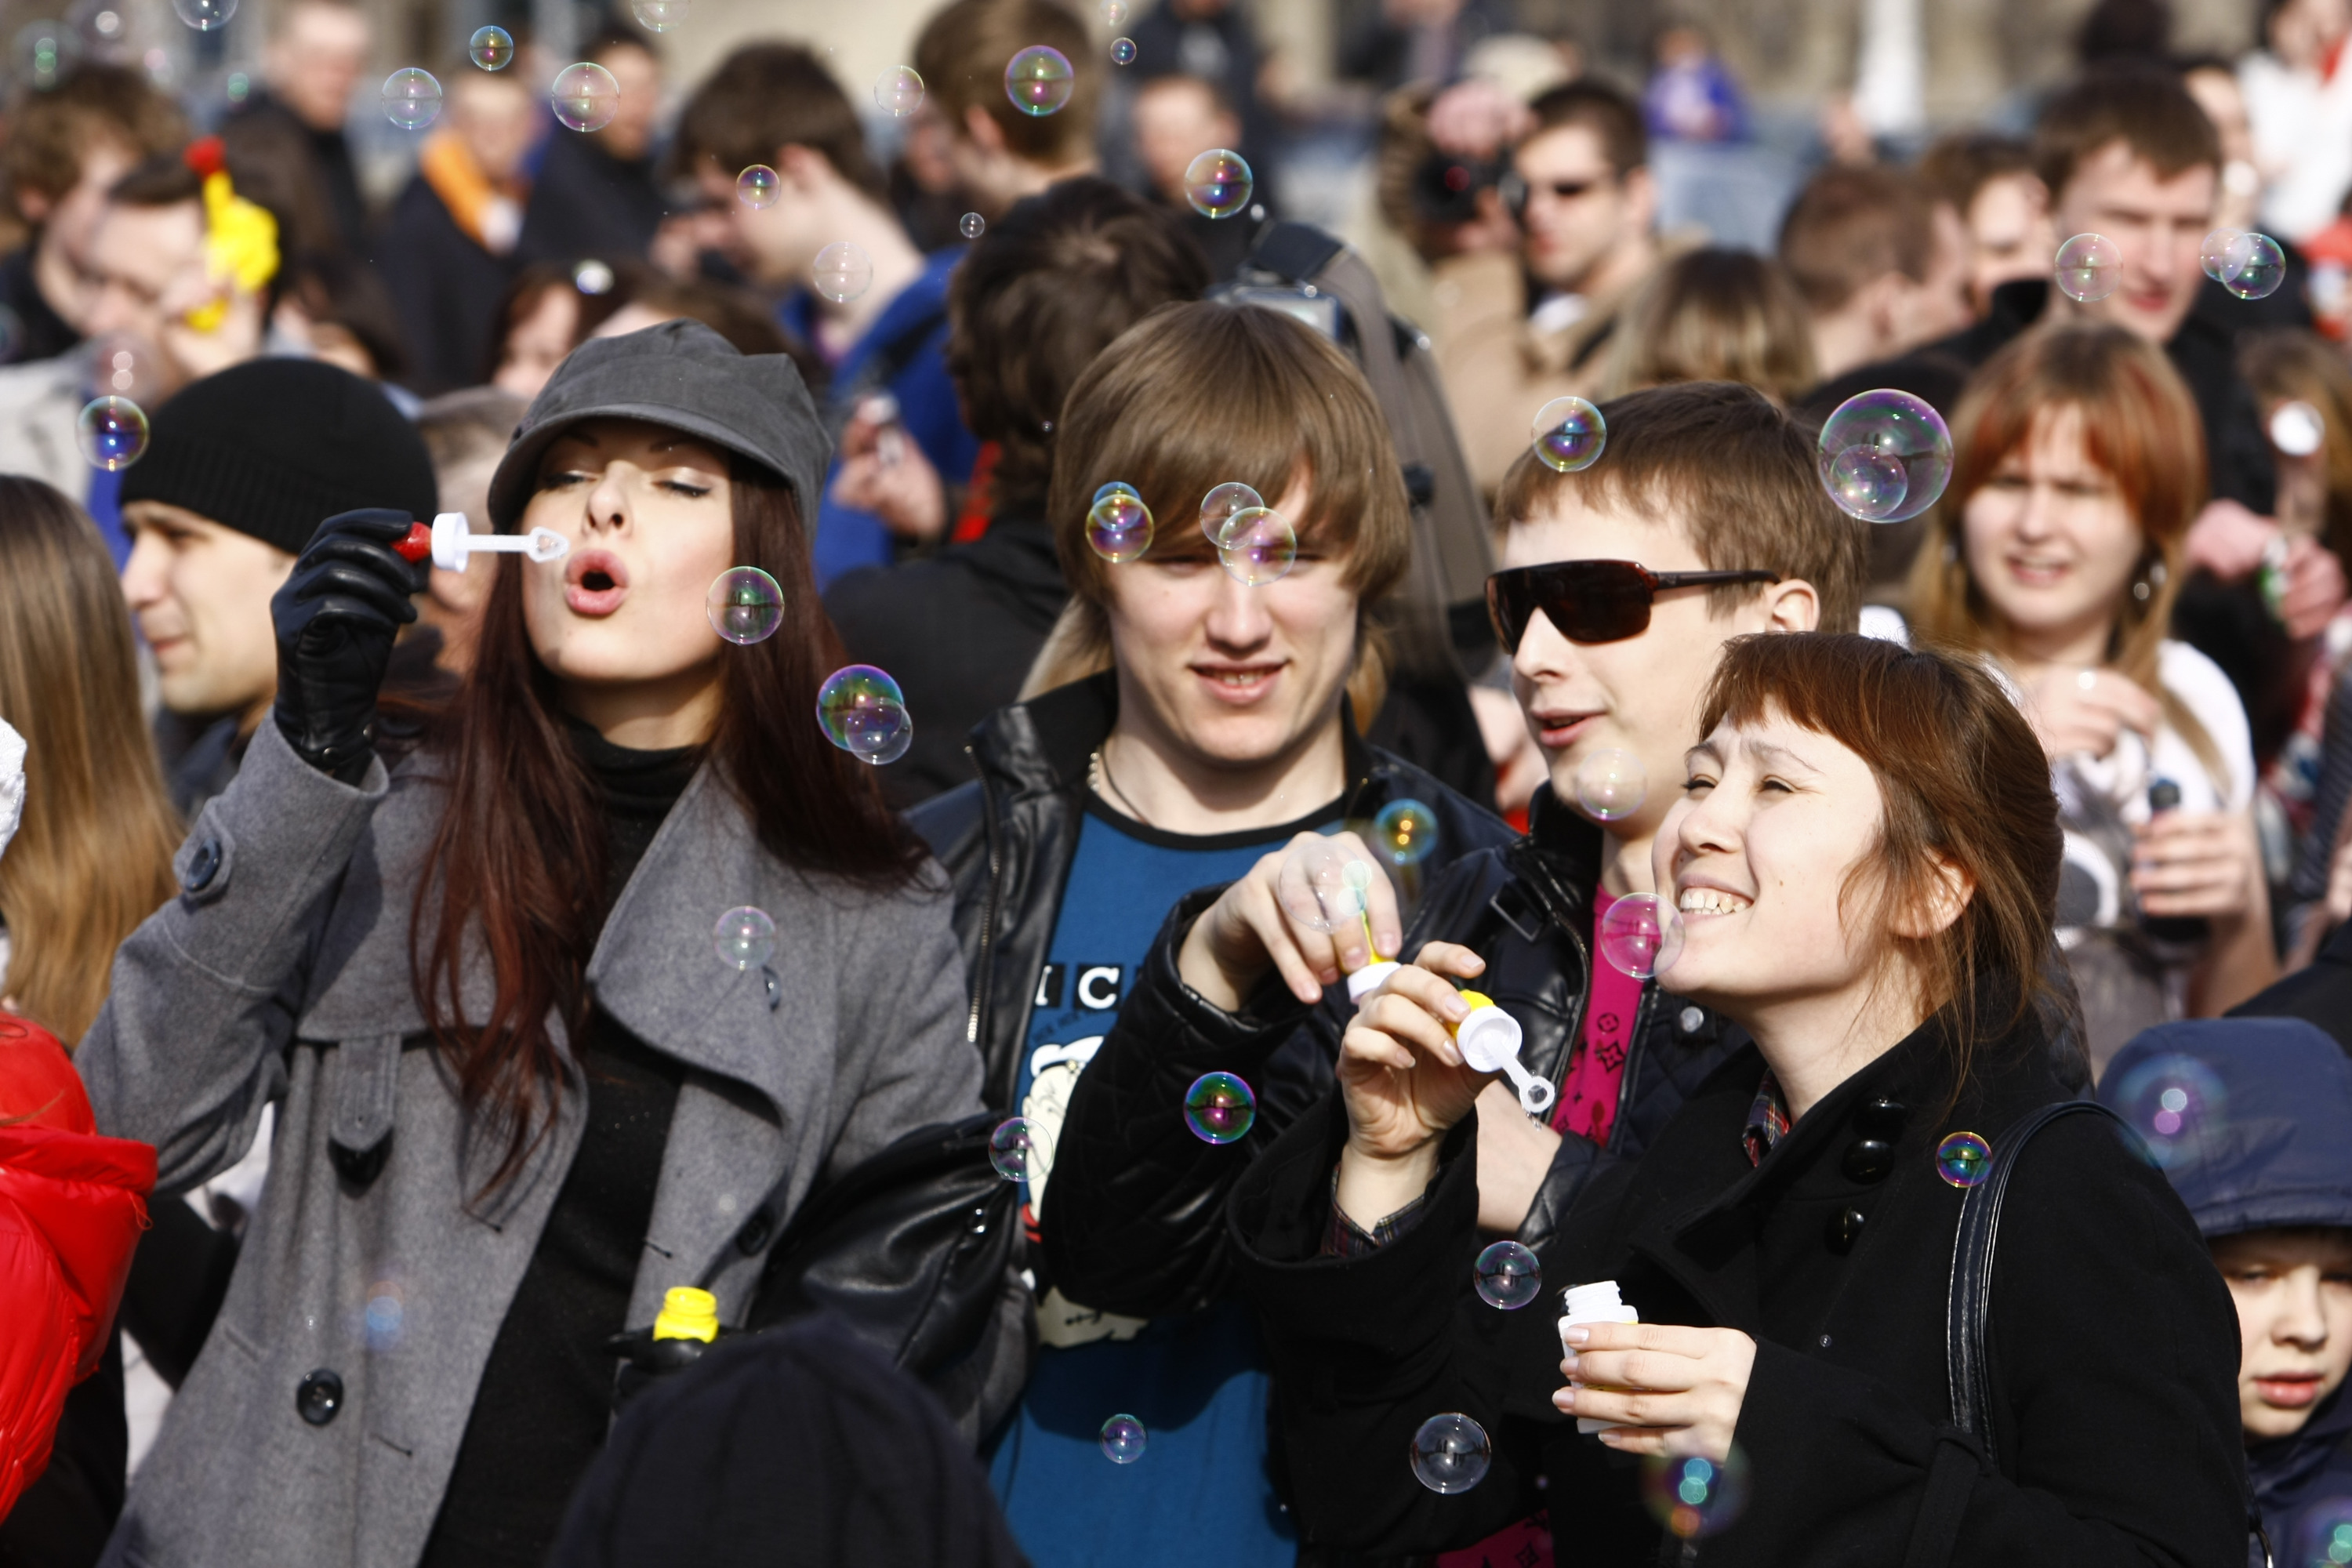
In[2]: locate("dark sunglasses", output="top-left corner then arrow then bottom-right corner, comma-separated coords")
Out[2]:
1501,173 -> 1608,213
1486,561 -> 1782,651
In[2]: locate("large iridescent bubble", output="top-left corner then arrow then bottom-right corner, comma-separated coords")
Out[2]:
1816,389 -> 1952,524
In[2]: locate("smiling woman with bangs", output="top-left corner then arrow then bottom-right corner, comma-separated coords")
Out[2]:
1221,631 -> 2253,1568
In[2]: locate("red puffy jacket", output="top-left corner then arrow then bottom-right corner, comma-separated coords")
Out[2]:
0,1012 -> 154,1521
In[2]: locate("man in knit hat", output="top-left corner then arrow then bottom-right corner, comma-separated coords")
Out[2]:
119,356 -> 436,816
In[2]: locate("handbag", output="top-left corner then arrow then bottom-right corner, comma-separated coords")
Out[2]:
1900,1100 -> 2270,1568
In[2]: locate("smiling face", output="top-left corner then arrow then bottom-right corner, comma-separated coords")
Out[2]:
1100,475 -> 1361,778
519,418 -> 739,744
1504,492 -> 1807,846
1961,401 -> 2143,664
2051,140 -> 2216,345
2212,1228 -> 2352,1441
1653,709 -> 1892,1014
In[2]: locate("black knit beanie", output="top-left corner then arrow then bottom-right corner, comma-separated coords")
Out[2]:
119,358 -> 439,557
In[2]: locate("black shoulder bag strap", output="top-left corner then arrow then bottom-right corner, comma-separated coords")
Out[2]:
1904,1098 -> 2270,1568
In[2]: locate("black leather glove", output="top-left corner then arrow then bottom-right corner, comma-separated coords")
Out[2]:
270,509 -> 422,783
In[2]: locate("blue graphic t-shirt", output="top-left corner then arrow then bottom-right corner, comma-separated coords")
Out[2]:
990,793 -> 1340,1568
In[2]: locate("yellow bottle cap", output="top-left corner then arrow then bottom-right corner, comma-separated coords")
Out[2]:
1457,989 -> 1494,1012
652,1286 -> 720,1343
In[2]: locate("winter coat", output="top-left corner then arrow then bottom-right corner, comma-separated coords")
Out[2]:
0,1014 -> 153,1523
2232,919 -> 2352,1050
2100,1016 -> 2352,1563
75,722 -> 1009,1568
1044,785 -> 1743,1319
1228,1005 -> 2251,1566
905,670 -> 1518,1117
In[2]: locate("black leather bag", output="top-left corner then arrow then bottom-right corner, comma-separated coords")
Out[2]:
747,1110 -> 1024,1403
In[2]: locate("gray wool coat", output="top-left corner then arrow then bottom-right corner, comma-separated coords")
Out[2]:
76,723 -> 1010,1568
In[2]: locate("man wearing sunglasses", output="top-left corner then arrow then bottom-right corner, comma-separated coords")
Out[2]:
1431,78 -> 1668,498
1047,379 -> 1866,1336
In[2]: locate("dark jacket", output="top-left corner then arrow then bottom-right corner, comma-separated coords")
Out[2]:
515,128 -> 668,267
1229,1007 -> 2249,1566
374,174 -> 519,395
1043,785 -> 1744,1319
2100,1016 -> 2352,1564
2232,920 -> 2352,1051
905,670 -> 1515,1117
823,514 -> 1068,810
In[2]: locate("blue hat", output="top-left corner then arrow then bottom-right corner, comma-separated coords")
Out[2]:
2100,1018 -> 2352,1240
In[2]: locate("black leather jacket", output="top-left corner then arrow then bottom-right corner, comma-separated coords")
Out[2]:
1043,782 -> 1748,1319
907,670 -> 1516,1116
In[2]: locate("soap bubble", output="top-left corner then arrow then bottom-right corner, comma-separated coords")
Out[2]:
362,1278 -> 405,1351
2289,1504 -> 2352,1567
2200,227 -> 2252,282
736,165 -> 779,208
989,1116 -> 1037,1181
874,64 -> 924,115
1200,481 -> 1263,543
1373,799 -> 1437,866
812,241 -> 874,303
1086,485 -> 1153,562
551,62 -> 619,131
817,666 -> 913,764
2054,233 -> 2120,303
1276,838 -> 1371,932
16,20 -> 81,85
468,25 -> 513,68
1004,45 -> 1073,116
1597,893 -> 1684,980
1816,389 -> 1952,524
960,212 -> 985,240
572,259 -> 615,295
1934,1131 -> 1991,1188
2272,399 -> 2325,457
1183,1071 -> 1256,1144
1573,749 -> 1644,822
1473,1240 -> 1541,1309
1184,148 -> 1254,218
1102,0 -> 1127,23
1099,1414 -> 1147,1463
170,0 -> 232,31
1641,1447 -> 1750,1539
1111,36 -> 1136,64
382,68 -> 441,129
86,332 -> 159,401
630,0 -> 686,30
2219,231 -> 2286,300
2111,1053 -> 2229,1169
706,567 -> 783,644
1410,1413 -> 1492,1494
76,396 -> 147,470
713,906 -> 776,971
1531,396 -> 1606,473
1218,506 -> 1295,586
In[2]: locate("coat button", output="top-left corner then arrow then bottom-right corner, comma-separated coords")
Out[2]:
296,1369 -> 343,1425
1853,1096 -> 1908,1139
1678,1006 -> 1704,1033
735,1208 -> 774,1255
1825,1207 -> 1867,1254
1842,1138 -> 1895,1183
182,837 -> 222,893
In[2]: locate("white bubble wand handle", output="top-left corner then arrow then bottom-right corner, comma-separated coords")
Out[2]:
430,512 -> 570,572
1452,995 -> 1554,1116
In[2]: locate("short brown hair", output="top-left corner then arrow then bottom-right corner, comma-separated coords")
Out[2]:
915,0 -> 1099,168
1777,165 -> 1938,314
2033,67 -> 2220,205
1604,248 -> 1818,404
1025,302 -> 1413,699
107,153 -> 201,209
1918,129 -> 2035,216
4,64 -> 187,212
1909,321 -> 2227,790
1494,381 -> 1866,632
946,177 -> 1210,513
1524,79 -> 1646,178
1700,632 -> 2063,1092
669,42 -> 887,201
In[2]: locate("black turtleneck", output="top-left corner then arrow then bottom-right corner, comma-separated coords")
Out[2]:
420,724 -> 700,1568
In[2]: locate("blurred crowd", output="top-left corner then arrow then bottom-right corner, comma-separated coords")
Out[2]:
2,0 -> 2352,1562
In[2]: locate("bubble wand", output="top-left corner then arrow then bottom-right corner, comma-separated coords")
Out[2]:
393,514 -> 571,572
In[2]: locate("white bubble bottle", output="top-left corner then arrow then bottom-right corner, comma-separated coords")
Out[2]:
1559,1279 -> 1639,1434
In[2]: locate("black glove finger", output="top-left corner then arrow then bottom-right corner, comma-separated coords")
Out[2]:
282,561 -> 419,626
292,536 -> 427,600
284,592 -> 406,645
303,508 -> 418,553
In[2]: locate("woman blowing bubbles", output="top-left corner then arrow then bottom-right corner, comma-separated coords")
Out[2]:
1227,633 -> 2250,1566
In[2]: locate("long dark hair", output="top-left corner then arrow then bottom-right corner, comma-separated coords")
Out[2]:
410,455 -> 925,1194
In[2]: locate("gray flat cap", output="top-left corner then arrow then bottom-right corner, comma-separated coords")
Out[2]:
487,318 -> 830,533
